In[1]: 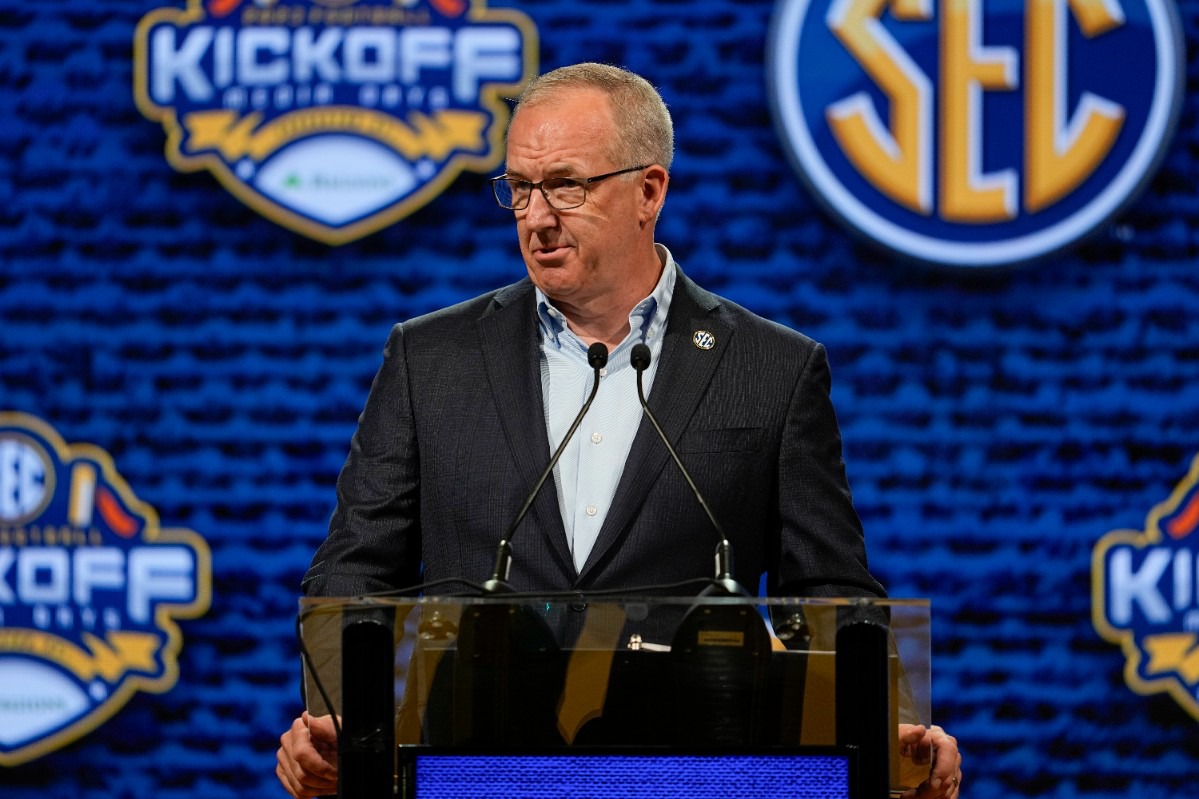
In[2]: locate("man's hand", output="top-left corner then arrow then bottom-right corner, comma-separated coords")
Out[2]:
898,723 -> 962,798
276,712 -> 339,799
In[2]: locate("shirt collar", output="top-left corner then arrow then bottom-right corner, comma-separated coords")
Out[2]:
536,244 -> 678,351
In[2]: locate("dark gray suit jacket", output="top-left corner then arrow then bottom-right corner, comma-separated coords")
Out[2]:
303,267 -> 884,601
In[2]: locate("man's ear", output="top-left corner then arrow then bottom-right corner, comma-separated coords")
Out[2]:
638,165 -> 670,225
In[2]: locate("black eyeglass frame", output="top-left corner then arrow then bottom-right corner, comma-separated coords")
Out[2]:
490,165 -> 650,211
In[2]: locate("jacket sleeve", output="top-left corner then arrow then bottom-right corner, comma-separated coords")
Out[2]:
302,323 -> 423,597
771,341 -> 886,599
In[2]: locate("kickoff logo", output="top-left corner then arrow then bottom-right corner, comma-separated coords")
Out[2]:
134,0 -> 537,245
0,414 -> 210,766
767,0 -> 1184,267
1094,455 -> 1199,723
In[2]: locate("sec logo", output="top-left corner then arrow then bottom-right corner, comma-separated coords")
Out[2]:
767,0 -> 1184,267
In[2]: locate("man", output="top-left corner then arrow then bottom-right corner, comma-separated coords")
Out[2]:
277,63 -> 962,798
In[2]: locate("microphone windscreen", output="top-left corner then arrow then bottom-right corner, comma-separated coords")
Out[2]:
631,343 -> 652,371
588,342 -> 609,369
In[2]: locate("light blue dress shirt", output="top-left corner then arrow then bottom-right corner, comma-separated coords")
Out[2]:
535,245 -> 678,572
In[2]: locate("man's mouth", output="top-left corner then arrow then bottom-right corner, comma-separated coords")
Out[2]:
534,244 -> 569,260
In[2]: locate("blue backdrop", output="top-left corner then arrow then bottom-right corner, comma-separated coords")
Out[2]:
3,0 -> 1199,797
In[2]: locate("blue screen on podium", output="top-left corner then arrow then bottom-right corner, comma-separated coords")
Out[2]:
404,751 -> 852,799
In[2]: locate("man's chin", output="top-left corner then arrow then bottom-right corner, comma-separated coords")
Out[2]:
528,271 -> 583,304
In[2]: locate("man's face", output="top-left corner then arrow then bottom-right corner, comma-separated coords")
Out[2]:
505,88 -> 658,315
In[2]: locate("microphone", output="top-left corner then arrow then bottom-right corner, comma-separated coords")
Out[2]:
481,341 -> 609,592
630,342 -> 744,596
632,344 -> 774,747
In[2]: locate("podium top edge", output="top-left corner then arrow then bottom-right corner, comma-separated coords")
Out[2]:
296,595 -> 931,609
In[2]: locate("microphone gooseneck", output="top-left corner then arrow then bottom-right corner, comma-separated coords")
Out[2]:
630,342 -> 744,595
481,341 -> 610,593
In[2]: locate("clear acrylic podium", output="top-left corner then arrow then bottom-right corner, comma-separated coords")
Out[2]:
298,595 -> 932,799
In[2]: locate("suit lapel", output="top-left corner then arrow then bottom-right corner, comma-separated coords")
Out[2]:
578,271 -> 732,582
477,282 -> 575,574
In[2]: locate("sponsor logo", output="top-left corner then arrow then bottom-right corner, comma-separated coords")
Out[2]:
1094,454 -> 1199,722
767,0 -> 1184,267
134,0 -> 537,245
0,413 -> 211,766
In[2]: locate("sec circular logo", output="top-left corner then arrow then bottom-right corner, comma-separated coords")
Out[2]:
0,433 -> 53,524
767,0 -> 1184,267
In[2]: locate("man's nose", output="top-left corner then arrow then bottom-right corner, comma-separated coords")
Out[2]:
522,188 -> 559,228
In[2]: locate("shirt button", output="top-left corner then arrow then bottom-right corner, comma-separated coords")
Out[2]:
591,432 -> 602,444
599,367 -> 608,377
586,506 -> 598,517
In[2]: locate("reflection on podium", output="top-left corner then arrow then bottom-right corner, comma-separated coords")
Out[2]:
299,596 -> 932,799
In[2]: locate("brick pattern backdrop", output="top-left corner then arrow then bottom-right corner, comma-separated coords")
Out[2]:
3,0 -> 1199,797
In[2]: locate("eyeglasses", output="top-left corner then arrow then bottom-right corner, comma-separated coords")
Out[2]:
490,165 -> 649,211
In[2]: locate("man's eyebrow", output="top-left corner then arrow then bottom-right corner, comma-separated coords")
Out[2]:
503,166 -> 582,180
